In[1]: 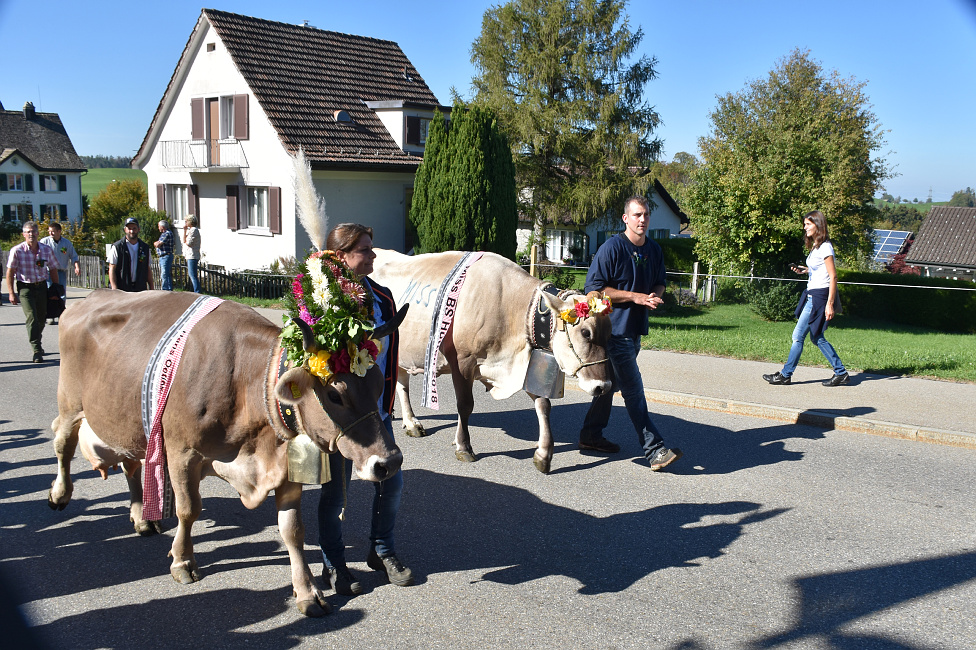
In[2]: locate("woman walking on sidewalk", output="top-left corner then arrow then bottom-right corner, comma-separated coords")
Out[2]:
763,210 -> 850,387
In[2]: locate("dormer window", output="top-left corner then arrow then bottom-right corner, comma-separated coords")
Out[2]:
334,110 -> 352,123
405,116 -> 431,145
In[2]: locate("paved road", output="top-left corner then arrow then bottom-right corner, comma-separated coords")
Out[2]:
2,289 -> 975,649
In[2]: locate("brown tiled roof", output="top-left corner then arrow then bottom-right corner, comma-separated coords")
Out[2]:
904,206 -> 976,269
135,9 -> 441,171
0,109 -> 85,171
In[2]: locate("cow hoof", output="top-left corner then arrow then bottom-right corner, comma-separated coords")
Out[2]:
171,564 -> 201,584
132,518 -> 162,536
455,450 -> 477,463
404,423 -> 427,438
47,496 -> 68,511
297,597 -> 332,617
532,453 -> 551,474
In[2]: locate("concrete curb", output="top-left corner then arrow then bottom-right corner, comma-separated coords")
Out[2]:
642,388 -> 976,450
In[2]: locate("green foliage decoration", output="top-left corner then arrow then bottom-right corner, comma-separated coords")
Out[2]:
688,49 -> 890,276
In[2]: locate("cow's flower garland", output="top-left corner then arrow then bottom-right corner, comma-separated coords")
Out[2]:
280,250 -> 380,381
558,295 -> 612,325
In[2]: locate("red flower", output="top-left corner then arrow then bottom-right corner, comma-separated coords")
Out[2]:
333,348 -> 351,374
362,339 -> 379,360
574,301 -> 590,319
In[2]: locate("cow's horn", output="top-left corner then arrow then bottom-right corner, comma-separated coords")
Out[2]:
293,317 -> 319,353
373,304 -> 409,340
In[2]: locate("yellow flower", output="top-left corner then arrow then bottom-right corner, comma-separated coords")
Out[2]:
307,350 -> 332,380
588,295 -> 610,314
559,308 -> 578,324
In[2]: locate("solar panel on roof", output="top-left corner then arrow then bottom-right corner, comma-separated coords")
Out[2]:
871,229 -> 912,262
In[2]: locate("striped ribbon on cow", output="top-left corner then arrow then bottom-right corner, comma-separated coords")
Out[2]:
141,296 -> 224,521
422,252 -> 483,410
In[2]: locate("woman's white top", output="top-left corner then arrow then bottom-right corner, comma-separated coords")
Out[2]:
806,241 -> 834,290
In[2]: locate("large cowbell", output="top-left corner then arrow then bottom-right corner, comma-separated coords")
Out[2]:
287,433 -> 332,484
523,348 -> 565,399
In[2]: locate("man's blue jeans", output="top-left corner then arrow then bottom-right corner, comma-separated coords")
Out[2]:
160,254 -> 173,291
186,259 -> 200,293
318,416 -> 402,568
579,334 -> 664,458
781,295 -> 846,377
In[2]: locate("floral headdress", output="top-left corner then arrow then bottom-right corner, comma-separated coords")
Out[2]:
558,295 -> 612,325
280,250 -> 380,382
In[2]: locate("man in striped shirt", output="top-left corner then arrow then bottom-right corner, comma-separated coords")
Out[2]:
5,220 -> 60,362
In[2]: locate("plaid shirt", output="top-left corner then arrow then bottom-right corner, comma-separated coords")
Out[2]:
6,241 -> 59,283
157,229 -> 174,257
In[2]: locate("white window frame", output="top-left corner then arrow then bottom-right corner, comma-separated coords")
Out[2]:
245,186 -> 269,230
219,96 -> 236,140
7,174 -> 24,191
42,204 -> 62,219
167,185 -> 189,224
419,118 -> 431,144
41,175 -> 59,192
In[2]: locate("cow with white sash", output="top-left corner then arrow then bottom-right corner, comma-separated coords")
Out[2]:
372,249 -> 612,473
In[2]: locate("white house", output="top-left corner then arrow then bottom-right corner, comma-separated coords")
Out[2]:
132,9 -> 447,270
516,179 -> 690,263
0,101 -> 86,224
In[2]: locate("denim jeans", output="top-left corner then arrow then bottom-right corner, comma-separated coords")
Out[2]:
186,259 -> 200,293
781,295 -> 846,377
318,416 -> 402,567
579,334 -> 664,458
160,254 -> 173,291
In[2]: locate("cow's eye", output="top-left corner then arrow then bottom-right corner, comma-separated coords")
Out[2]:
326,389 -> 343,406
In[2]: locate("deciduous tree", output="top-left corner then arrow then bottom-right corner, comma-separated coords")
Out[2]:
948,187 -> 976,207
688,49 -> 890,275
470,0 -> 661,244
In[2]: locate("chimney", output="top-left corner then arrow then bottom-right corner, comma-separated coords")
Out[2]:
23,101 -> 35,120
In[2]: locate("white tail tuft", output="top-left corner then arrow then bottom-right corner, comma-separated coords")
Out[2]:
292,148 -> 328,251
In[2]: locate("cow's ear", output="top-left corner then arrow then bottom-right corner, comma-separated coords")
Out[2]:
274,367 -> 316,405
539,290 -> 571,314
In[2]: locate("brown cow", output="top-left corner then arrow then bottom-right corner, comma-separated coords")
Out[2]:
48,290 -> 405,617
372,249 -> 611,473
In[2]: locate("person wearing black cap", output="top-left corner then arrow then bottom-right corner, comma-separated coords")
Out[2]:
107,218 -> 154,291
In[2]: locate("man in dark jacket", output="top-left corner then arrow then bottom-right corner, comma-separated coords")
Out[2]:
107,218 -> 154,291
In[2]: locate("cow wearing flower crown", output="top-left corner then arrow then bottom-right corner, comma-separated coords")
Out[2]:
372,248 -> 612,474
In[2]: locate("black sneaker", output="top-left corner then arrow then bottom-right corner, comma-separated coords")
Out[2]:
325,563 -> 362,596
32,352 -> 44,363
579,437 -> 620,453
367,548 -> 414,587
648,447 -> 682,471
822,372 -> 850,387
762,372 -> 791,385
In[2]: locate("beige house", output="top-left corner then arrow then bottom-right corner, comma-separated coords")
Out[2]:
133,9 -> 447,270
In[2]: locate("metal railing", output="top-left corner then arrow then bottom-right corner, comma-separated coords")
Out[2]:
159,139 -> 249,169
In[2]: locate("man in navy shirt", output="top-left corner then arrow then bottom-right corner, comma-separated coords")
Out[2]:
579,196 -> 682,471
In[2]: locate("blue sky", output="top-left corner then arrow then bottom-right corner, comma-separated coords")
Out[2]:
1,0 -> 974,201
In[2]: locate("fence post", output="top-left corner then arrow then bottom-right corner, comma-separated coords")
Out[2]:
691,261 -> 699,298
530,244 -> 538,279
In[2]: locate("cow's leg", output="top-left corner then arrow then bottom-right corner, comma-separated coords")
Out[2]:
449,364 -> 477,463
124,460 -> 161,536
167,453 -> 203,584
397,367 -> 426,438
275,480 -> 331,617
526,393 -> 554,474
48,413 -> 81,510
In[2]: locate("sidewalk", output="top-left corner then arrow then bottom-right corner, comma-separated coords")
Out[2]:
30,288 -> 976,450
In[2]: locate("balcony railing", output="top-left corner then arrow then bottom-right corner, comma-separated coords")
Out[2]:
159,140 -> 249,170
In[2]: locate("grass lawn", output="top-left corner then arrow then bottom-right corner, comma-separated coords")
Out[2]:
645,302 -> 976,383
82,168 -> 147,197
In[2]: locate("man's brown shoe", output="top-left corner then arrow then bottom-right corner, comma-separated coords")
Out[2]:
579,438 -> 620,454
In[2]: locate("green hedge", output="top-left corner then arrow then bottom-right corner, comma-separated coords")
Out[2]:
655,237 -> 698,273
837,270 -> 976,333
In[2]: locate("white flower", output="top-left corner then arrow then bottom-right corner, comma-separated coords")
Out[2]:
312,285 -> 331,308
350,347 -> 373,377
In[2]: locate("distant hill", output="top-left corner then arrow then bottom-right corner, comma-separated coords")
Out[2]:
82,168 -> 147,198
873,199 -> 946,215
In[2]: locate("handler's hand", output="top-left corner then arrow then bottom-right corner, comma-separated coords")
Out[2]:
637,293 -> 664,309
9,292 -> 19,305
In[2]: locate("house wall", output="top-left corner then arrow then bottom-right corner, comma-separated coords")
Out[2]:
0,157 -> 83,223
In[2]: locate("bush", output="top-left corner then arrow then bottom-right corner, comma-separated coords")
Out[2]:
744,280 -> 802,322
655,237 -> 697,273
837,270 -> 976,333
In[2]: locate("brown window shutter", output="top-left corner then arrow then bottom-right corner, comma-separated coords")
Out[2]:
25,174 -> 34,191
226,185 -> 239,230
191,98 -> 205,140
60,204 -> 68,218
0,174 -> 6,191
233,94 -> 249,140
189,184 -> 200,217
156,184 -> 166,212
405,116 -> 420,145
269,186 -> 281,234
